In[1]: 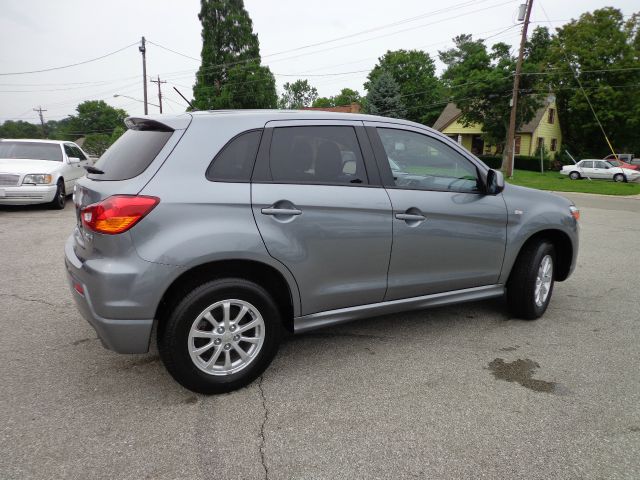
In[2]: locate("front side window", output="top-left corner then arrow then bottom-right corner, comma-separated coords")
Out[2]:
0,142 -> 62,162
377,128 -> 480,193
72,146 -> 87,160
269,126 -> 368,185
595,161 -> 609,169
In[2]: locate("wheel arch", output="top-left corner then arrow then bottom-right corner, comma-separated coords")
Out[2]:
510,229 -> 574,282
155,259 -> 297,333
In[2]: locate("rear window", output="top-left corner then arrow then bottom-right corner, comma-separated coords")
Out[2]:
89,129 -> 173,181
0,142 -> 62,161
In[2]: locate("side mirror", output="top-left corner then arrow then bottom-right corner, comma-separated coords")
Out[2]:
485,169 -> 504,195
68,157 -> 80,164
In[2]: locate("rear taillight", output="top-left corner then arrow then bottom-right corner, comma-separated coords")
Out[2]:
81,195 -> 159,234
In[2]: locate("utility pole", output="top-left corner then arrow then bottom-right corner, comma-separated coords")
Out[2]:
139,36 -> 148,115
150,75 -> 167,113
33,106 -> 47,137
503,0 -> 533,178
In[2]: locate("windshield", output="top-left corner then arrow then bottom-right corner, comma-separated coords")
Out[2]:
607,160 -> 620,167
0,142 -> 62,161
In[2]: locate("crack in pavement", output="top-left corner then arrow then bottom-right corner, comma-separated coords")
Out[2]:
0,293 -> 69,310
257,375 -> 269,480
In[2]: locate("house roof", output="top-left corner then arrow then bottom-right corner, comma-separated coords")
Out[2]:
433,99 -> 554,134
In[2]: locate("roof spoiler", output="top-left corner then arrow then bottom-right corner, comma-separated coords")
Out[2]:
124,115 -> 192,132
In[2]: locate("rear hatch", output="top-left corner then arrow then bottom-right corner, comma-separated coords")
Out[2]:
73,115 -> 191,260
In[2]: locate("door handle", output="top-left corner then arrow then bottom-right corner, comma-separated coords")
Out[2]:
261,207 -> 302,216
395,213 -> 426,222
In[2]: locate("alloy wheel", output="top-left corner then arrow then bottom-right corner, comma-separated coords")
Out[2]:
187,299 -> 265,376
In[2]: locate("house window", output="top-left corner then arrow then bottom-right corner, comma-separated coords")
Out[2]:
548,108 -> 555,124
550,138 -> 557,152
514,136 -> 521,155
537,137 -> 545,151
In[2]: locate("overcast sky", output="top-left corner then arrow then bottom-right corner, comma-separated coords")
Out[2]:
0,0 -> 636,124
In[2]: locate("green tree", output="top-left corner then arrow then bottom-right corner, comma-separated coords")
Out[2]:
365,71 -> 406,118
0,120 -> 42,139
62,100 -> 127,139
332,88 -> 361,106
278,79 -> 318,109
192,0 -> 276,110
312,97 -> 334,108
366,50 -> 442,125
438,35 -> 542,152
546,8 -> 640,158
311,88 -> 361,108
82,133 -> 112,156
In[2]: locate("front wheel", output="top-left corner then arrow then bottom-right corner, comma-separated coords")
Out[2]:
158,278 -> 283,394
613,173 -> 626,183
507,240 -> 556,320
48,180 -> 66,210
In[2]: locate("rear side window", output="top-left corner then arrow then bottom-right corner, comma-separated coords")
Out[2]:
206,130 -> 262,182
89,129 -> 173,181
268,126 -> 368,185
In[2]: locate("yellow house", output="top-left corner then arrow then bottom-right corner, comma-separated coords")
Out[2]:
432,97 -> 562,158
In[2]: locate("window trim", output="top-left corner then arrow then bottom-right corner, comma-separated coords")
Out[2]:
365,125 -> 487,195
205,128 -> 264,183
251,124 -> 378,188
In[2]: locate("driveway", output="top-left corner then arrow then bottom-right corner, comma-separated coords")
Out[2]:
1,193 -> 638,479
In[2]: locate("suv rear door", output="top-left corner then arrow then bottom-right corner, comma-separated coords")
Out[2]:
251,120 -> 392,315
365,122 -> 507,300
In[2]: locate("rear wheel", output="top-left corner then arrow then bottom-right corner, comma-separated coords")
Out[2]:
507,240 -> 556,320
613,173 -> 626,183
48,180 -> 65,210
158,278 -> 283,394
569,171 -> 580,180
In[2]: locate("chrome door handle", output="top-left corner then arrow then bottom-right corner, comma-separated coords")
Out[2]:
395,213 -> 426,222
261,207 -> 302,216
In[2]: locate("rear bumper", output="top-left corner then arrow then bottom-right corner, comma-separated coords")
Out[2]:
64,234 -> 179,354
0,184 -> 57,205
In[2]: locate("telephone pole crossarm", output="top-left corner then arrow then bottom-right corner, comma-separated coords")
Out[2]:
150,75 -> 167,114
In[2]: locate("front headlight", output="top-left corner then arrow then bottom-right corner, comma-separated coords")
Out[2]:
22,174 -> 53,185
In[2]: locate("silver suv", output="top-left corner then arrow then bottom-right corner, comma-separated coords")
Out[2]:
65,111 -> 579,394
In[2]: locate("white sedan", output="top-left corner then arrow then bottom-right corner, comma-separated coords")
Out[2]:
0,139 -> 91,209
561,159 -> 640,183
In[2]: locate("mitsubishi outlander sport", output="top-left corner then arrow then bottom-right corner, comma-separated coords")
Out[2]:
65,110 -> 579,394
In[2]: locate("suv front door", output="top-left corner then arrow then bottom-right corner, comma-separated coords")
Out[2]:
366,123 -> 508,300
251,121 -> 392,315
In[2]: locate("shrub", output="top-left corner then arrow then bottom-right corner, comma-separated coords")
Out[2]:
477,154 -> 551,171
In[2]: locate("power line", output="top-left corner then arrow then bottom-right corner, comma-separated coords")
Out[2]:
0,41 -> 139,76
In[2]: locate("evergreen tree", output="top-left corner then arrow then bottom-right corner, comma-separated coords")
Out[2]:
365,72 -> 406,118
366,50 -> 442,125
192,0 -> 277,109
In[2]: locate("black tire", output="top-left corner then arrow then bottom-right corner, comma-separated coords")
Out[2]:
613,173 -> 626,183
506,240 -> 556,320
158,278 -> 283,394
569,171 -> 580,180
49,180 -> 66,210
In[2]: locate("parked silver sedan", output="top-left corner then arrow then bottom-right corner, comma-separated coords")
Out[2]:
561,159 -> 640,182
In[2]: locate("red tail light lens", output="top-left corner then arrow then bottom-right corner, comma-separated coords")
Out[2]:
81,195 -> 159,234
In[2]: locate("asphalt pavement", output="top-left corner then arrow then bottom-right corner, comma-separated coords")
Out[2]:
1,193 -> 638,480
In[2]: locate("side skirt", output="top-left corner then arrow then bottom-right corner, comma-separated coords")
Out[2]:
293,284 -> 505,333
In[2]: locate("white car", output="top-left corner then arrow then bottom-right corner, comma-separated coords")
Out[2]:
0,139 -> 92,209
561,159 -> 640,183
